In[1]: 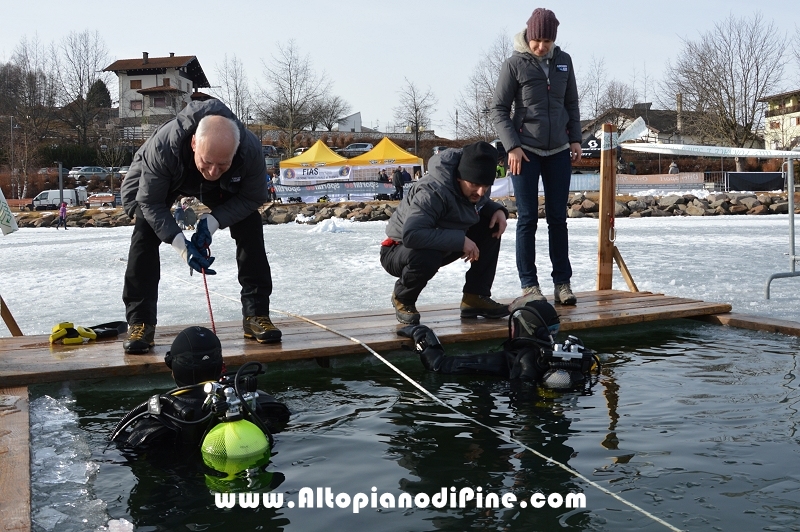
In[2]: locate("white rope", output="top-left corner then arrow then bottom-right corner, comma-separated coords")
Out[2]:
152,264 -> 682,531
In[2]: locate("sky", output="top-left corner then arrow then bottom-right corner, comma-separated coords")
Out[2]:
1,0 -> 799,139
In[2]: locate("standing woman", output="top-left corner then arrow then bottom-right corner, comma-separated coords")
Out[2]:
491,8 -> 581,308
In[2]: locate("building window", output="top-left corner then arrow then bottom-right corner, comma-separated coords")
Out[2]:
130,100 -> 143,110
163,78 -> 170,87
795,117 -> 800,126
153,97 -> 166,108
130,80 -> 142,90
770,121 -> 780,130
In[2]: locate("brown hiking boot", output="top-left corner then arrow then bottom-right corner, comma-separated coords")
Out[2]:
243,316 -> 282,343
460,293 -> 510,319
509,285 -> 547,312
391,293 -> 420,324
554,283 -> 577,305
123,323 -> 155,354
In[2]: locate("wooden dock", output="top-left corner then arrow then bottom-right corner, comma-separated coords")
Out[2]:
0,290 -> 733,388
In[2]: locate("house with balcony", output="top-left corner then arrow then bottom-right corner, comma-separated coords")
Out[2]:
104,52 -> 212,139
758,89 -> 800,150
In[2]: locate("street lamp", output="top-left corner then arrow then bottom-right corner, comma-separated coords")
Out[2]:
9,117 -> 21,199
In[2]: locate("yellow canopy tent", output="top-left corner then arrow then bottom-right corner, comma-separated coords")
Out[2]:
346,137 -> 423,167
279,140 -> 351,183
280,140 -> 348,168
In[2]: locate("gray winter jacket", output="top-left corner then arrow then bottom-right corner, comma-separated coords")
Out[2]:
121,99 -> 267,244
384,149 -> 507,251
491,30 -> 580,154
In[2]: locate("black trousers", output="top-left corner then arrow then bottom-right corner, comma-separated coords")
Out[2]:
380,209 -> 501,304
123,188 -> 272,325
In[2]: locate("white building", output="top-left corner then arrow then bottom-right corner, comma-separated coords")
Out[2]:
759,89 -> 800,150
104,52 -> 211,138
335,112 -> 362,133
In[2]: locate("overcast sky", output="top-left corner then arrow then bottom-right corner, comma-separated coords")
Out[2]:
2,0 -> 798,139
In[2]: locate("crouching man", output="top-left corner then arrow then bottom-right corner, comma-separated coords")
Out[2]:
380,141 -> 510,324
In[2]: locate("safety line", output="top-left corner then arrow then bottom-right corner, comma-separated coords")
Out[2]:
147,264 -> 683,532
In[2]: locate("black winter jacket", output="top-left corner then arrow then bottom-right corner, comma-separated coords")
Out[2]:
121,99 -> 267,244
491,30 -> 581,153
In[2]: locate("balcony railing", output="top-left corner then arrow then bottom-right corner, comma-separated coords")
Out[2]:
765,107 -> 798,118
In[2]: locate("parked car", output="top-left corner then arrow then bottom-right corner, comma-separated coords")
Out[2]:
293,147 -> 309,157
342,143 -> 374,157
37,167 -> 70,179
85,192 -> 117,208
262,145 -> 279,158
118,166 -> 130,177
68,166 -> 109,180
27,188 -> 88,210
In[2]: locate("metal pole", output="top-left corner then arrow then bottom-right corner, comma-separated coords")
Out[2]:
58,162 -> 64,205
765,157 -> 798,298
9,116 -> 14,198
789,157 -> 795,274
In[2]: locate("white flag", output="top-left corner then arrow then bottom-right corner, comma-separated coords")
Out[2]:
0,188 -> 19,235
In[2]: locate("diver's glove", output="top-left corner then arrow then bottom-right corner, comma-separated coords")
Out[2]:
172,234 -> 216,275
398,324 -> 444,371
192,214 -> 219,250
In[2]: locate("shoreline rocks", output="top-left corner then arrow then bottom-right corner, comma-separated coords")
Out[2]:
11,191 -> 800,229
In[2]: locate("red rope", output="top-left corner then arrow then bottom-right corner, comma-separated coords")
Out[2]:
202,268 -> 216,334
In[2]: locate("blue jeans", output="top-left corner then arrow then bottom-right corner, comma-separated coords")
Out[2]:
511,148 -> 572,288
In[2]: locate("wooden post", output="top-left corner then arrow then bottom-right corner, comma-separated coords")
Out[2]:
0,295 -> 23,337
597,123 -> 617,290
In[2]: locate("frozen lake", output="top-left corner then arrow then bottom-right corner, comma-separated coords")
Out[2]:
0,213 -> 797,336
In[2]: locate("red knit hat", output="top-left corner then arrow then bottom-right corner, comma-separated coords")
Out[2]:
527,8 -> 559,41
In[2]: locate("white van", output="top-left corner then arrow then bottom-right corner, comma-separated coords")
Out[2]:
27,188 -> 88,210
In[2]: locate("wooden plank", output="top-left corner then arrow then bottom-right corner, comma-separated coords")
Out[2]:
613,246 -> 639,292
0,291 -> 736,387
692,312 -> 800,337
0,386 -> 30,531
597,123 -> 617,290
0,295 -> 23,337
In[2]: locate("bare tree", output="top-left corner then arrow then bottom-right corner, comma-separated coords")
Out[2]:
257,40 -> 330,155
214,54 -> 252,121
394,78 -> 437,155
660,13 -> 787,164
579,56 -> 608,121
314,95 -> 352,132
57,30 -> 111,146
10,35 -> 60,197
450,32 -> 512,140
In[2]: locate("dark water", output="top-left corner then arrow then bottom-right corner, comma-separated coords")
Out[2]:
30,320 -> 800,531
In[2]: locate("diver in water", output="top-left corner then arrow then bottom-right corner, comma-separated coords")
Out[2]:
399,300 -> 600,391
110,326 -> 290,449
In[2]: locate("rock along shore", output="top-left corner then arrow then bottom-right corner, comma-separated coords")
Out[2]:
12,191 -> 800,229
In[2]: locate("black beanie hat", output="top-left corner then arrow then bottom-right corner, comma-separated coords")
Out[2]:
527,8 -> 559,41
457,141 -> 498,187
164,326 -> 223,386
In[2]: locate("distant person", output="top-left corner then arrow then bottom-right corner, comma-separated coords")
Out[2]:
401,167 -> 412,183
380,141 -> 509,324
55,202 -> 68,230
392,166 -> 404,200
668,161 -> 679,174
120,99 -> 281,355
491,7 -> 581,309
414,170 -> 421,181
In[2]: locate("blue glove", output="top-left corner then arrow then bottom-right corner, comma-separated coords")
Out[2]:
172,235 -> 216,275
191,214 -> 219,250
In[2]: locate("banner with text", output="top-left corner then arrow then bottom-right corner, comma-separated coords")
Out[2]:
280,165 -> 352,183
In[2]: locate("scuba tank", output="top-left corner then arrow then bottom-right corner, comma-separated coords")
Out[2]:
200,362 -> 274,478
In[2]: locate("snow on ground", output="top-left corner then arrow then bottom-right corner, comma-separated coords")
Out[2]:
0,213 -> 798,336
